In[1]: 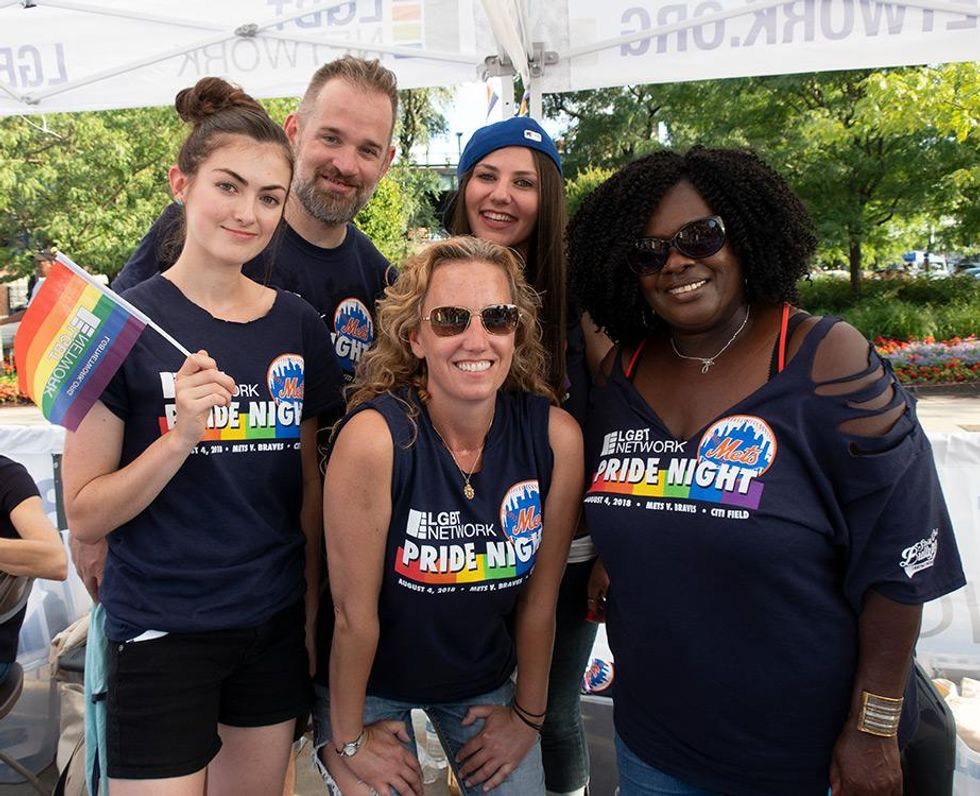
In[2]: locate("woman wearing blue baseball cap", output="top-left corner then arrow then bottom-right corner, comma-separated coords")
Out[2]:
448,117 -> 605,796
449,117 -> 570,404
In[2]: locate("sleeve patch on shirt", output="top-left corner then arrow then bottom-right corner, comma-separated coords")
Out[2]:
900,530 -> 938,578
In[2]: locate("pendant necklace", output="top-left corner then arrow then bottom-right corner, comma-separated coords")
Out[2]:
433,415 -> 494,500
670,306 -> 751,375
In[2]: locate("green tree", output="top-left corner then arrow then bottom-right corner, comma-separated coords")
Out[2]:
546,85 -> 665,176
0,108 -> 184,281
565,165 -> 614,219
396,87 -> 453,163
388,165 -> 443,232
0,94 -> 443,284
750,68 -> 975,293
354,172 -> 409,264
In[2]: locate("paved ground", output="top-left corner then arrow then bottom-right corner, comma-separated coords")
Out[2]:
909,387 -> 980,433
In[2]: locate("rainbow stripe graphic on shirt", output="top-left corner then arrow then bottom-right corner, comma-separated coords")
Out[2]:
155,354 -> 304,441
395,481 -> 543,586
395,545 -> 523,584
156,405 -> 301,441
587,416 -> 776,511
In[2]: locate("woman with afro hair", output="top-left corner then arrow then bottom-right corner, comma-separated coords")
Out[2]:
568,146 -> 963,796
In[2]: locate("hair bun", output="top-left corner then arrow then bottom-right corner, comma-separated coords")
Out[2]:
175,77 -> 263,125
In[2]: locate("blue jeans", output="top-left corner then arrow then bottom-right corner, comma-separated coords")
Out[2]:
313,679 -> 545,796
615,735 -> 720,796
541,557 -> 598,794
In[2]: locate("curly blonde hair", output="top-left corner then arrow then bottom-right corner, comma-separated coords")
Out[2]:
347,236 -> 556,422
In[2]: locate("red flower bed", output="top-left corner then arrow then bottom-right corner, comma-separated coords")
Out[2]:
875,336 -> 980,385
0,357 -> 30,405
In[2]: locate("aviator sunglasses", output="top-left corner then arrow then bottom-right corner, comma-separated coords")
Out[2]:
422,304 -> 521,337
626,215 -> 727,276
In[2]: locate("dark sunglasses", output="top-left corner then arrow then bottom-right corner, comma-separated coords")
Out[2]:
422,304 -> 521,337
626,215 -> 726,276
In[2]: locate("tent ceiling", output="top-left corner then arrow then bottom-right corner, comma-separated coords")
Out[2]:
1,0 -> 978,117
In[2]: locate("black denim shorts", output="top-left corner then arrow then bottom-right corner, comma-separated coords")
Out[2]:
106,600 -> 311,779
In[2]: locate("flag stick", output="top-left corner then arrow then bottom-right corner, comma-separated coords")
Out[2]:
54,253 -> 192,359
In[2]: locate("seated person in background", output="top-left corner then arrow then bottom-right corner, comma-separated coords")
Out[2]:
28,249 -> 57,305
0,455 -> 68,682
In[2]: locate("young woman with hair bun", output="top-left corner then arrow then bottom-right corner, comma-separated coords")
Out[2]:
63,77 -> 343,796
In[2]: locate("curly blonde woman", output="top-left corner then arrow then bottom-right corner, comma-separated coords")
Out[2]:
313,236 -> 583,796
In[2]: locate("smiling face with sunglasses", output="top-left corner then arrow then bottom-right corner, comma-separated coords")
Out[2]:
636,180 -> 747,339
410,258 -> 520,408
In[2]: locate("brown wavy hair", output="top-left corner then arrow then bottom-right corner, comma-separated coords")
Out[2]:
347,236 -> 556,425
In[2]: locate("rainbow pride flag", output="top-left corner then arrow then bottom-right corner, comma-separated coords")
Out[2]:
14,254 -> 159,430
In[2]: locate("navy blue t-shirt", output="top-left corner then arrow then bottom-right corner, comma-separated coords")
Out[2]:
583,317 -> 965,796
0,456 -> 39,661
325,389 -> 553,702
562,318 -> 589,426
98,275 -> 342,641
112,203 -> 392,385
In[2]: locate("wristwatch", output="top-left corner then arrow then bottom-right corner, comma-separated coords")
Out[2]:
335,730 -> 365,758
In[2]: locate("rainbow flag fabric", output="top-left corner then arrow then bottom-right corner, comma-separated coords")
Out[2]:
15,255 -> 145,430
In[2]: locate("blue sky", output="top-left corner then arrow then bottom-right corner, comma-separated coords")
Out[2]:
410,80 -> 563,166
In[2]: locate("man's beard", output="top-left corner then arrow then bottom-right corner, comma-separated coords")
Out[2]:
292,168 -> 372,226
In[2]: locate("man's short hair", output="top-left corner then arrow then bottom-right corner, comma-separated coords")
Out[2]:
298,55 -> 399,135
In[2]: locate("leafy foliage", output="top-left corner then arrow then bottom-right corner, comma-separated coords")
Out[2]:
0,94 -> 437,282
800,275 -> 980,339
564,165 -> 614,219
387,165 -> 443,232
546,85 -> 666,176
0,108 -> 183,280
354,172 -> 409,264
395,87 -> 453,163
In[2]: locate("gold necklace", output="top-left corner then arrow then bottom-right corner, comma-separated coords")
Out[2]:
433,415 -> 494,501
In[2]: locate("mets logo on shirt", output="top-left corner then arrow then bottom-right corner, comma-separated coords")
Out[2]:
697,415 -> 777,477
499,480 -> 542,575
267,354 -> 305,405
333,298 -> 374,375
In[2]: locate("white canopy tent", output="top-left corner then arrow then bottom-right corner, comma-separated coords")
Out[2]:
1,0 -> 978,120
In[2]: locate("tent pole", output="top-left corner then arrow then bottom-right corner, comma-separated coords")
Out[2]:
529,82 -> 542,120
500,78 -> 516,118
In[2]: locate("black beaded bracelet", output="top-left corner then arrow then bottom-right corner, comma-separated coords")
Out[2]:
511,708 -> 544,733
512,699 -> 546,719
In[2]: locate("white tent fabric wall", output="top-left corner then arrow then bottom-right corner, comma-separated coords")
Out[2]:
540,0 -> 980,93
1,0 -> 978,118
0,0 -> 487,115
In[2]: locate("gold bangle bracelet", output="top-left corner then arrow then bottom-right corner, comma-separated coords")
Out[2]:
857,691 -> 904,737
